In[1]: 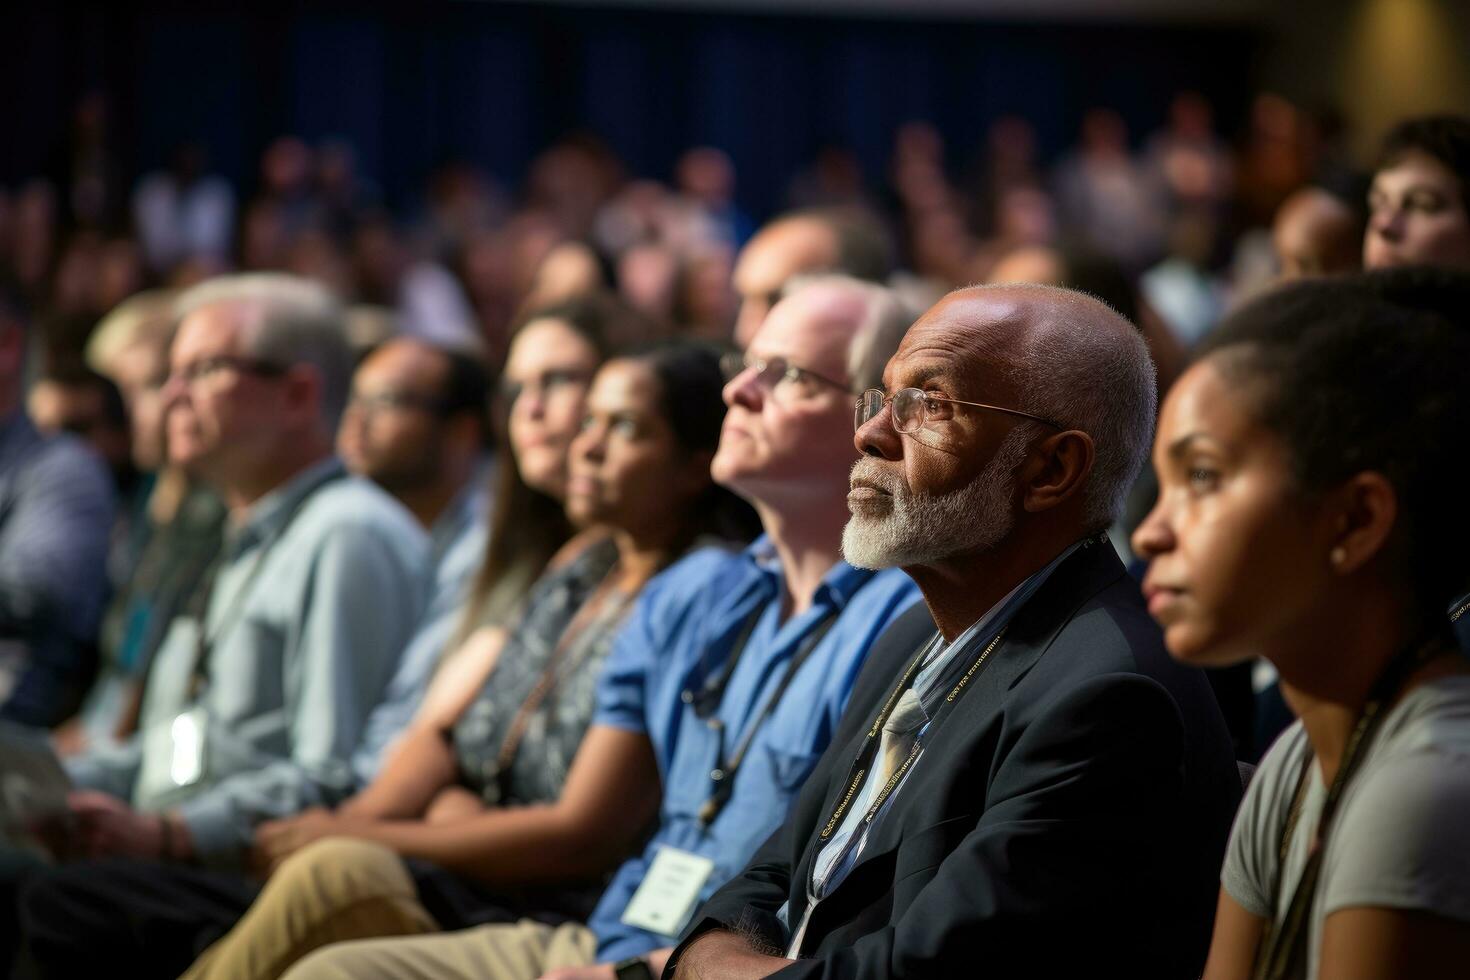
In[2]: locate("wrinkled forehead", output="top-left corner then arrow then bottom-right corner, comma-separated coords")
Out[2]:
884,295 -> 1029,393
748,290 -> 855,377
173,301 -> 258,362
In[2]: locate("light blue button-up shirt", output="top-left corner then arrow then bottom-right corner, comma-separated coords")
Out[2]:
587,537 -> 922,961
67,457 -> 430,866
351,460 -> 493,785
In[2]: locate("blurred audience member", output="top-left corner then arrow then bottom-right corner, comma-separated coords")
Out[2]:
353,215 -> 480,349
1364,115 -> 1470,272
675,146 -> 754,248
60,291 -> 227,753
1272,182 -> 1366,280
35,274 -> 428,871
1144,91 -> 1233,219
1054,108 -> 1163,271
0,302 -> 115,728
732,207 -> 891,348
335,336 -> 497,786
1236,93 -> 1309,231
27,366 -> 133,494
133,142 -> 236,275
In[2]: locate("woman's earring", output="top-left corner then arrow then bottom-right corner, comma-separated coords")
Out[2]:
1330,546 -> 1348,569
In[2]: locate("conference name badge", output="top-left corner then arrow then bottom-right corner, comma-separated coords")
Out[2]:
138,707 -> 208,800
619,845 -> 716,937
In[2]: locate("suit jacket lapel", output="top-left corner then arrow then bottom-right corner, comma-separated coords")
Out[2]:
808,539 -> 1129,899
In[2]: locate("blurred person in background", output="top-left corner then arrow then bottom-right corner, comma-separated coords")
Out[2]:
1363,115 -> 1470,272
1054,108 -> 1164,272
1272,178 -> 1366,280
1144,92 -> 1234,223
732,207 -> 891,349
3,275 -> 430,977
0,298 -> 115,728
27,366 -> 134,495
675,146 -> 754,249
1132,269 -> 1470,979
57,290 -> 227,754
179,339 -> 761,980
132,142 -> 236,276
10,330 -> 506,976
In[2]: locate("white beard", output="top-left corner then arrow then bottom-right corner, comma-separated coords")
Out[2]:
841,426 -> 1032,569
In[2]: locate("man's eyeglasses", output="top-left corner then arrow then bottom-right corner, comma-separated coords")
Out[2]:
719,352 -> 850,400
168,355 -> 287,388
855,387 -> 1064,434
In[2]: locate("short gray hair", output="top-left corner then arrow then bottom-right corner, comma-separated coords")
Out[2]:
174,273 -> 353,428
783,274 -> 917,392
980,283 -> 1157,528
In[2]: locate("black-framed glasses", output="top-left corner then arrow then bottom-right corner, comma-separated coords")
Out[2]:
719,352 -> 850,399
855,387 -> 1064,434
168,355 -> 288,388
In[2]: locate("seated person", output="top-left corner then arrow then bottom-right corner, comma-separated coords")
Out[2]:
333,336 -> 496,781
670,283 -> 1242,979
3,274 -> 431,973
1134,269 -> 1470,978
0,300 -> 115,728
58,289 -> 226,753
181,277 -> 922,980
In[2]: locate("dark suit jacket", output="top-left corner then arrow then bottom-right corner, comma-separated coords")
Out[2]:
670,537 -> 1241,979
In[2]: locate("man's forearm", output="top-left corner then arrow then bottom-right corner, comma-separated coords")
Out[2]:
674,929 -> 795,980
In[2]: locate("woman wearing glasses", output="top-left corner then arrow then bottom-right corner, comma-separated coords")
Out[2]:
1131,270 -> 1470,979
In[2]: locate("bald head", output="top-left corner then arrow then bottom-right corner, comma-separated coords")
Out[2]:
733,217 -> 840,348
1273,187 -> 1363,280
915,283 -> 1156,527
732,209 -> 892,349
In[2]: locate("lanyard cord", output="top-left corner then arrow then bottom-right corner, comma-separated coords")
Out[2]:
697,607 -> 841,825
1253,633 -> 1452,980
489,567 -> 634,800
816,624 -> 1008,843
185,468 -> 345,700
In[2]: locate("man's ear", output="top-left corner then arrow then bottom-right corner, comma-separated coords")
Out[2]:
1019,429 -> 1094,513
1323,471 -> 1397,575
281,363 -> 325,431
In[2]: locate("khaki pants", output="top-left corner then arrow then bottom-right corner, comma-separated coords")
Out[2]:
281,919 -> 599,980
181,837 -> 439,980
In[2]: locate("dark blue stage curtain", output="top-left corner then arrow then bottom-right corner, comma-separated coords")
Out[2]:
0,2 -> 1259,222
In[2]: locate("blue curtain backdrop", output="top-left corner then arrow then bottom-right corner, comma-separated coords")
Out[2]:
0,2 -> 1259,221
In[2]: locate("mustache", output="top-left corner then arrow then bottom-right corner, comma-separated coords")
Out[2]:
849,458 -> 903,495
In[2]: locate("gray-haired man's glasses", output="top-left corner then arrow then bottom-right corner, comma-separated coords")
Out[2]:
855,387 -> 1064,434
720,353 -> 851,400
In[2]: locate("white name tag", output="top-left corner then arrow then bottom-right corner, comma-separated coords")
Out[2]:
138,708 -> 208,800
619,845 -> 716,937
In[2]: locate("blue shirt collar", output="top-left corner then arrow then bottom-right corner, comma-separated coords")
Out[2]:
739,533 -> 876,614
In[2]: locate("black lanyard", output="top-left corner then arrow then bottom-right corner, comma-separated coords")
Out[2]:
185,467 -> 345,700
816,624 -> 1008,843
695,603 -> 842,825
1253,633 -> 1451,980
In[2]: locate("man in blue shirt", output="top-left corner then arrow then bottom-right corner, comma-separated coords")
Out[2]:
174,276 -> 923,980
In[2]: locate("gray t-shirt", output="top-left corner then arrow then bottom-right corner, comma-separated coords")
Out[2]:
1222,675 -> 1470,978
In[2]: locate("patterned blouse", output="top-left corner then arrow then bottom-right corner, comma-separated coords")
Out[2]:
453,536 -> 628,806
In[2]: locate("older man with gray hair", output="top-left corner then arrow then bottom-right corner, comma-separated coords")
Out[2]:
9,274 -> 430,976
671,283 -> 1241,979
